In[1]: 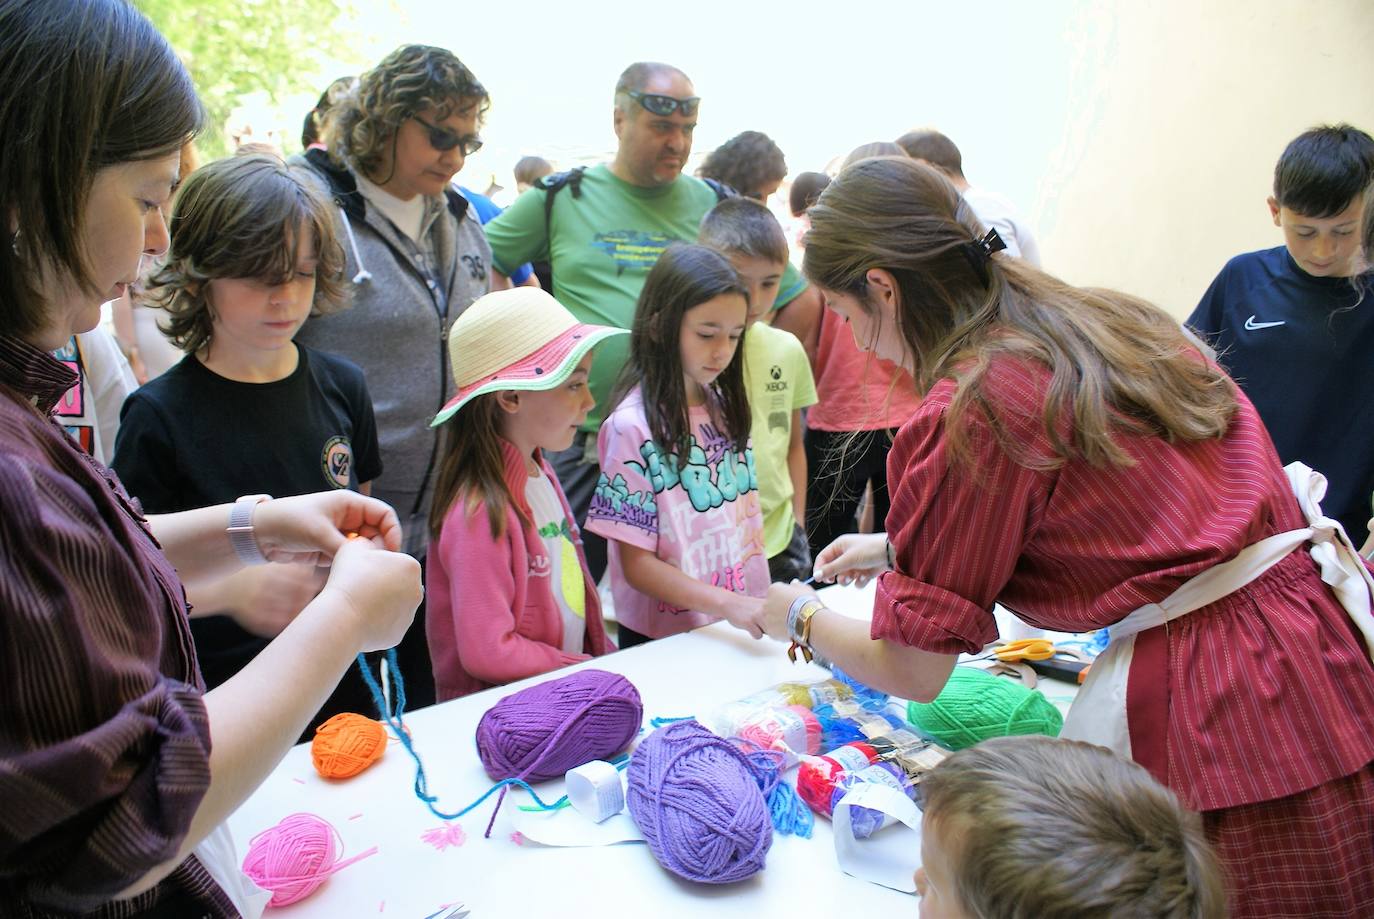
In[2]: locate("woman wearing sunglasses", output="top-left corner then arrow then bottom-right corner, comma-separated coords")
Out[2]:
292,46 -> 495,707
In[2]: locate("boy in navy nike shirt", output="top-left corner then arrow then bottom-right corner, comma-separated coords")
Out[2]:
1188,124 -> 1374,541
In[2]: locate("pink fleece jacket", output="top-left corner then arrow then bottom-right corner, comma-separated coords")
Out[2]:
426,439 -> 613,701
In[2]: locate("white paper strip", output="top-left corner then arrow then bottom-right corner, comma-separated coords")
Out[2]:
831,783 -> 923,893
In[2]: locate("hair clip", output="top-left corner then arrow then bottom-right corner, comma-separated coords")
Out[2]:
960,227 -> 1008,286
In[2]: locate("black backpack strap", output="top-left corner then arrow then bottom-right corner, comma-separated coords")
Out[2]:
537,166 -> 588,239
701,177 -> 738,202
443,186 -> 472,220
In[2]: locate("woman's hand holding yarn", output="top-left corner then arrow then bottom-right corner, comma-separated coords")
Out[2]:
317,536 -> 422,653
813,532 -> 891,587
253,491 -> 404,566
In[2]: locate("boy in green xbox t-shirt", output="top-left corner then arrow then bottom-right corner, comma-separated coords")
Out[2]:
700,197 -> 818,582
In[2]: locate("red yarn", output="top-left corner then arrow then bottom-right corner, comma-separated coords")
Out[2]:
796,741 -> 879,816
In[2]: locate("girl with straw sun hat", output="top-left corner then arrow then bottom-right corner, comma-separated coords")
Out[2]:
425,288 -> 626,700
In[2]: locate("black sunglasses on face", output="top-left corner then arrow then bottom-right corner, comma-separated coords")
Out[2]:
626,91 -> 700,118
412,115 -> 483,155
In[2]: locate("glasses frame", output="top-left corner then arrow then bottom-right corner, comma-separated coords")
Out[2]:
412,114 -> 483,156
626,91 -> 701,118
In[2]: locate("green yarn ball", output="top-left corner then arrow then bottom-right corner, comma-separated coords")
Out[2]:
905,666 -> 1063,750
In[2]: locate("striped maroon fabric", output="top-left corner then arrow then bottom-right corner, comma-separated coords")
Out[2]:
1203,761 -> 1374,917
872,358 -> 1374,901
0,335 -> 235,917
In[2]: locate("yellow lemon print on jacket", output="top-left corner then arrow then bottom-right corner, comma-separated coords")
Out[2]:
560,535 -> 585,619
540,517 -> 586,619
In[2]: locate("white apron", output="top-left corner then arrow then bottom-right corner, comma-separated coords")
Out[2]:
190,820 -> 271,918
1060,462 -> 1374,759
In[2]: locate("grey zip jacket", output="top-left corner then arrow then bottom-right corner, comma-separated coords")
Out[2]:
291,148 -> 491,557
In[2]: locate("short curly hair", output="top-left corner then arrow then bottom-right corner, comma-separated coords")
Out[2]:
696,131 -> 786,200
147,152 -> 348,354
326,45 -> 489,182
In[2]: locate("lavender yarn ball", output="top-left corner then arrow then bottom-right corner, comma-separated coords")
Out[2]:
475,669 -> 642,782
627,720 -> 773,884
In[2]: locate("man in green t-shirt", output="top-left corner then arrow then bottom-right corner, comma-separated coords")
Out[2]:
485,61 -> 811,579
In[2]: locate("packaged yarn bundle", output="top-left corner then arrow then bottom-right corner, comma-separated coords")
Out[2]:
707,674 -> 891,765
627,720 -> 772,884
796,727 -> 931,817
796,741 -> 879,815
808,699 -> 908,751
829,744 -> 948,838
730,705 -> 823,765
311,712 -> 386,779
905,666 -> 1063,750
476,669 -> 643,782
242,813 -> 377,906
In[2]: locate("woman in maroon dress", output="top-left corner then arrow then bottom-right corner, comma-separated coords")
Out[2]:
762,155 -> 1374,917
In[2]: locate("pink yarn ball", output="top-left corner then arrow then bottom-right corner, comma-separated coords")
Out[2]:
735,705 -> 822,756
242,813 -> 364,906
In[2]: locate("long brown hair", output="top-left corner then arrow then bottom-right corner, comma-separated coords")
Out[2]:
802,156 -> 1237,470
611,244 -> 751,459
428,395 -> 528,541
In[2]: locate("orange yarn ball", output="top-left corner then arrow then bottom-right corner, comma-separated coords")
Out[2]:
311,713 -> 386,779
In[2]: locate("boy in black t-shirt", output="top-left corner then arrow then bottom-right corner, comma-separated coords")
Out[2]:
1188,124 -> 1374,542
112,153 -> 384,734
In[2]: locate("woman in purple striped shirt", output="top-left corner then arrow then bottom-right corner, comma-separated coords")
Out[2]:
0,2 -> 424,916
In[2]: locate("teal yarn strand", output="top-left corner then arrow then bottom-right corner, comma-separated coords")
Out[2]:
905,666 -> 1063,750
356,652 -> 564,826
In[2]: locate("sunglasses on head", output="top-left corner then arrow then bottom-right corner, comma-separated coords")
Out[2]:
412,114 -> 483,156
626,91 -> 700,118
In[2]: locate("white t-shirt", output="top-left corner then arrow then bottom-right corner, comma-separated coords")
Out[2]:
355,172 -> 427,243
961,185 -> 1042,267
525,470 -> 586,655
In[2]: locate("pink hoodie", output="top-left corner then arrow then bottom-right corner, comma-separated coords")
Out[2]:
426,439 -> 613,701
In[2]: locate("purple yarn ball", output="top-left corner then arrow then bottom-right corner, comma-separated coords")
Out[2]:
627,720 -> 773,884
475,669 -> 642,782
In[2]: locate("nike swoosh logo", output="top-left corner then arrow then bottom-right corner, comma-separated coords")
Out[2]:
1244,315 -> 1286,331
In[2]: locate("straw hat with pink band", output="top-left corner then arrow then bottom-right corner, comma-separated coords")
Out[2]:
431,288 -> 628,427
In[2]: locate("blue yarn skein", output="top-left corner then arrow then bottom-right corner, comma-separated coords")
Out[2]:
734,741 -> 814,839
811,705 -> 906,749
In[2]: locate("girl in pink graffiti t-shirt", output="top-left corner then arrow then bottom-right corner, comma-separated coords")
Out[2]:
586,245 -> 770,647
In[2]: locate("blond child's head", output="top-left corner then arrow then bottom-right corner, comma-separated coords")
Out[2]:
698,197 -> 789,325
916,735 -> 1224,919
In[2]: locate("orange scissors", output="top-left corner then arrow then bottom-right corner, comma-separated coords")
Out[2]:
984,638 -> 1057,663
971,639 -> 1092,683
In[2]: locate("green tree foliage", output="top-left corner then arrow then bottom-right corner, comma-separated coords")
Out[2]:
137,0 -> 360,158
